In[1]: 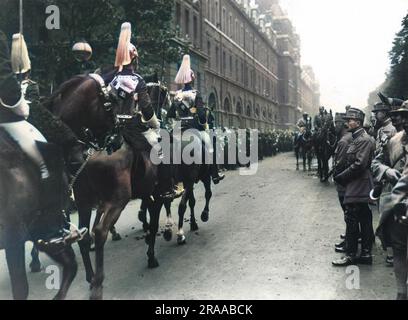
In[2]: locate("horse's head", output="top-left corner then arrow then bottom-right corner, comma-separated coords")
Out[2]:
0,31 -> 21,107
146,80 -> 170,114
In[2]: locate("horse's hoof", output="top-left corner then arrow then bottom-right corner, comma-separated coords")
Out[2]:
190,221 -> 199,232
201,210 -> 209,222
163,229 -> 172,242
112,233 -> 122,241
29,262 -> 42,273
148,258 -> 160,269
53,293 -> 64,300
177,235 -> 186,245
90,289 -> 103,300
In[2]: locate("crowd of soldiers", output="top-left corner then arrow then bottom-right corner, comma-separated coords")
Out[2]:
331,95 -> 408,300
207,126 -> 295,171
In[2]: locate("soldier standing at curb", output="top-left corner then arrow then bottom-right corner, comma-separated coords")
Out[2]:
333,111 -> 353,254
371,102 -> 397,267
332,108 -> 376,266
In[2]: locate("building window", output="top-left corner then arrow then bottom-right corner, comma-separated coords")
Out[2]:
216,46 -> 219,72
193,15 -> 198,44
235,57 -> 239,82
185,9 -> 190,38
241,60 -> 244,84
215,1 -> 219,27
207,41 -> 211,68
222,51 -> 226,75
246,105 -> 251,117
229,55 -> 233,78
229,14 -> 233,37
235,20 -> 238,41
176,2 -> 181,29
222,7 -> 226,32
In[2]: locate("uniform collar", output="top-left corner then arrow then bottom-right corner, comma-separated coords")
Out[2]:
352,127 -> 365,139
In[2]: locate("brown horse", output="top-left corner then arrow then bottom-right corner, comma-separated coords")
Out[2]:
47,73 -> 164,299
0,31 -> 77,299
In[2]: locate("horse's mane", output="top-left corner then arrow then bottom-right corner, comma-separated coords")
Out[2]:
43,75 -> 88,111
0,128 -> 26,168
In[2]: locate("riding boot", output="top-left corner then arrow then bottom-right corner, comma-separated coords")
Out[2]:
210,163 -> 225,184
158,163 -> 185,200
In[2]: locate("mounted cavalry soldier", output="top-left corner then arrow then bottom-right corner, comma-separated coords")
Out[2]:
0,32 -> 86,246
313,106 -> 326,131
106,22 -> 180,199
7,34 -> 85,176
168,54 -> 225,185
373,101 -> 408,299
332,108 -> 376,266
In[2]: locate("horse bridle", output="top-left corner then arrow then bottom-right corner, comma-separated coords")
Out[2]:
146,81 -> 170,113
79,76 -> 125,152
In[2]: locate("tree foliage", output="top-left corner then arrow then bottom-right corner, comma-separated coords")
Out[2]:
385,12 -> 408,99
0,0 -> 181,93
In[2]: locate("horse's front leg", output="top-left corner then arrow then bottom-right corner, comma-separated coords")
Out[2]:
163,199 -> 173,241
177,183 -> 190,245
5,242 -> 28,300
91,201 -> 127,300
201,176 -> 212,223
138,199 -> 149,233
146,198 -> 162,268
47,245 -> 77,300
189,187 -> 198,232
29,244 -> 42,273
76,202 -> 94,284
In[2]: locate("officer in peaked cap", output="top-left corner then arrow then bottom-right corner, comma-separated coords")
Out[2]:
372,102 -> 397,152
332,108 -> 376,266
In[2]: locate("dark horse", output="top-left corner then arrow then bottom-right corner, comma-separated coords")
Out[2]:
313,119 -> 337,182
0,32 -> 77,300
138,77 -> 176,241
294,129 -> 314,171
47,73 -> 165,299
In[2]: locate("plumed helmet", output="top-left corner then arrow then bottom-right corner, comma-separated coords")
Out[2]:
372,102 -> 391,113
11,33 -> 31,74
115,22 -> 138,72
343,107 -> 365,122
175,54 -> 195,85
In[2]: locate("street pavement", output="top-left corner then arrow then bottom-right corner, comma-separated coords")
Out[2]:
0,152 -> 396,300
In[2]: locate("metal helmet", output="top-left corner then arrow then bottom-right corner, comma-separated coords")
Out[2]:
343,107 -> 365,122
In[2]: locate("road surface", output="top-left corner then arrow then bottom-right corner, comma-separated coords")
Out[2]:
0,152 -> 396,300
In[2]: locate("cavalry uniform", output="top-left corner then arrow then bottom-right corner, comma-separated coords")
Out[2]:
333,108 -> 376,266
168,54 -> 224,184
0,32 -> 86,246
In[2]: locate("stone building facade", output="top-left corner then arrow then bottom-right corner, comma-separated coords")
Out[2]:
166,0 -> 320,130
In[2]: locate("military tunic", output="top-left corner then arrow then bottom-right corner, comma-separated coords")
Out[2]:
375,118 -> 397,153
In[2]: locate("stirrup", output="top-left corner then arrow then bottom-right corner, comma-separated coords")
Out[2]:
37,225 -> 88,253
